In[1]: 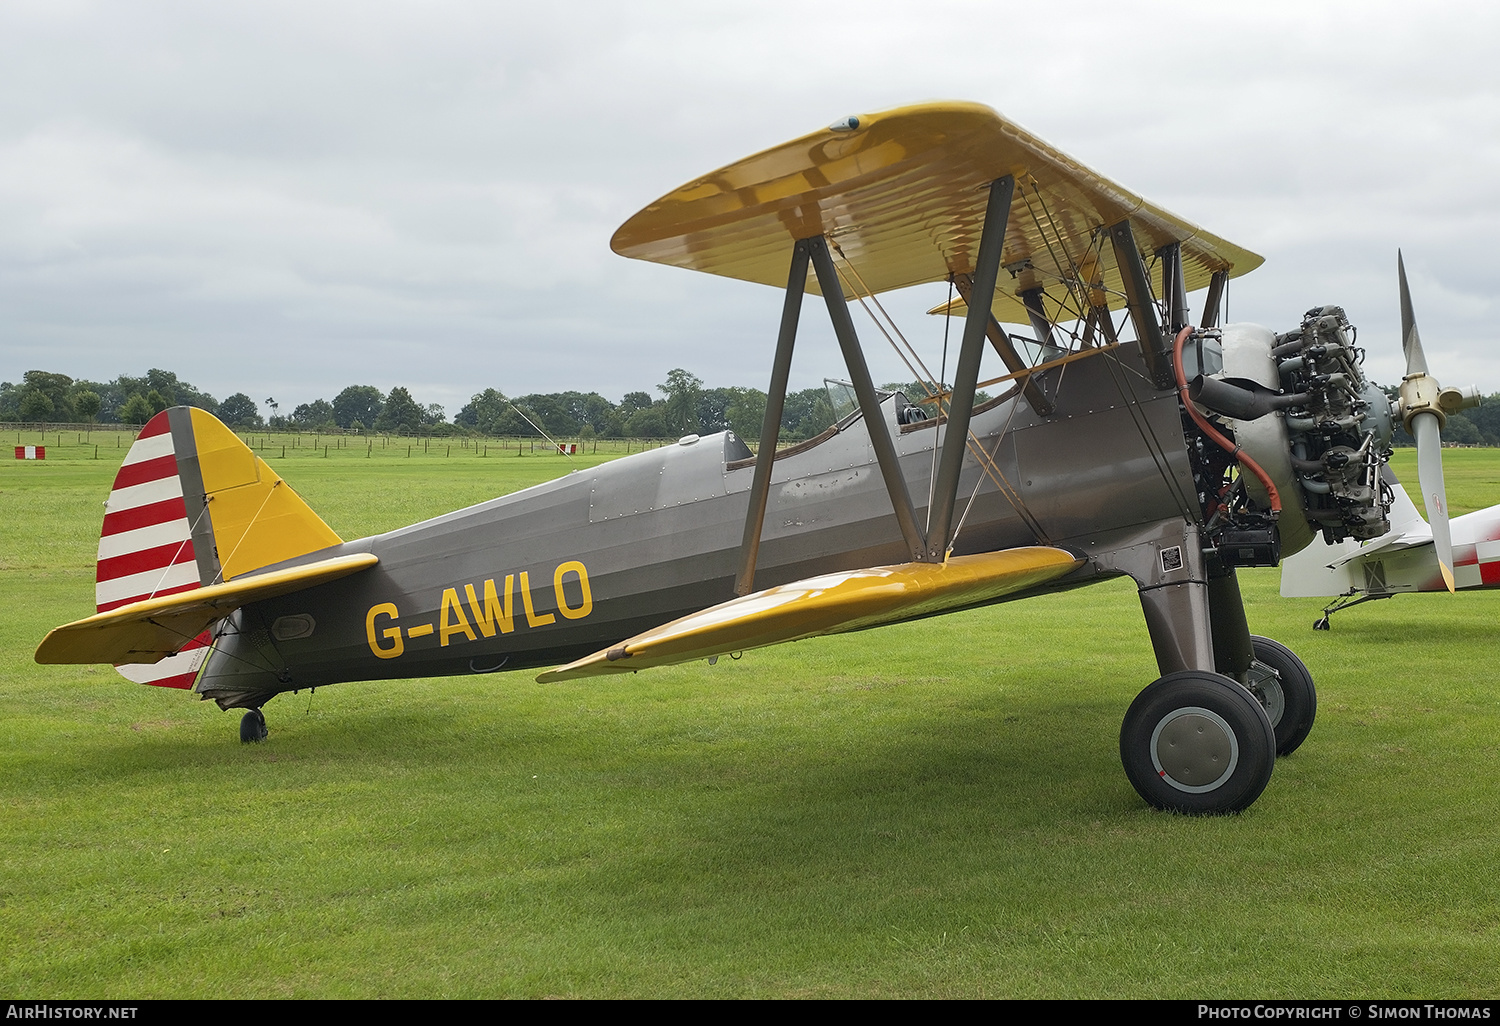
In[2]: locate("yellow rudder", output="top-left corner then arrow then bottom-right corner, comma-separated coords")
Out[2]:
187,409 -> 342,580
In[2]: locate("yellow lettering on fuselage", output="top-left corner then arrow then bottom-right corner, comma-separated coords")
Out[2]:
366,603 -> 404,659
554,560 -> 592,619
464,576 -> 515,637
362,560 -> 592,660
439,587 -> 477,647
519,571 -> 556,628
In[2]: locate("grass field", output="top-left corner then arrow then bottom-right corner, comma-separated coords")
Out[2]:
2,440 -> 1498,998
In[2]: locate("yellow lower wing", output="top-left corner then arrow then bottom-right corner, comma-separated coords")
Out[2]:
537,547 -> 1082,683
36,553 -> 377,666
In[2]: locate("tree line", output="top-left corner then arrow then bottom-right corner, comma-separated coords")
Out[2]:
0,367 -> 839,441
9,366 -> 1500,445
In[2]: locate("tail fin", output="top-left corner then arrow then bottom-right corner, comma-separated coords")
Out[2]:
96,407 -> 341,687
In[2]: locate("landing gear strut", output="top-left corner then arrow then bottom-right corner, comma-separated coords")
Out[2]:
1120,670 -> 1276,814
1313,592 -> 1385,630
239,708 -> 268,743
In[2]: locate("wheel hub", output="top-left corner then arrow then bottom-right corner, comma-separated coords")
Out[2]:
1245,659 -> 1286,728
1150,706 -> 1239,793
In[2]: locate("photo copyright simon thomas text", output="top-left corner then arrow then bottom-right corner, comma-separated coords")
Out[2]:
1198,1007 -> 1492,1020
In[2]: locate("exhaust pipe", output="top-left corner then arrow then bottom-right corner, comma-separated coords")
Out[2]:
1189,375 -> 1314,421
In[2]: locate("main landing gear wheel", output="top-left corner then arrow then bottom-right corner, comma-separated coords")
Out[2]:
1120,671 -> 1275,814
240,708 -> 268,744
1247,635 -> 1317,756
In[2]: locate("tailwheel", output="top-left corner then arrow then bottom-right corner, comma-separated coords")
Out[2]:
1120,671 -> 1275,814
1247,635 -> 1317,756
240,708 -> 268,744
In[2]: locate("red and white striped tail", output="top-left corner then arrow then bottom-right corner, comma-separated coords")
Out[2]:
97,412 -> 214,689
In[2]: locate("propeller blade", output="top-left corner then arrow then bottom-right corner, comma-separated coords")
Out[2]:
1411,410 -> 1455,592
1398,250 -> 1429,377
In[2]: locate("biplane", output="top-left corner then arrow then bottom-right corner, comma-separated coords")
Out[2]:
36,102 -> 1476,814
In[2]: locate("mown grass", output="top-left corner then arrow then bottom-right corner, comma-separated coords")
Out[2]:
1389,447 -> 1500,520
1,444 -> 1498,997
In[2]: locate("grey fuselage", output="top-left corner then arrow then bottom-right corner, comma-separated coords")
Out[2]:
199,342 -> 1205,709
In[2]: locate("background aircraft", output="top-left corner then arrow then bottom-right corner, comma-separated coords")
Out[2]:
1282,472 -> 1499,627
35,102 -> 1476,815
1280,255 -> 1489,627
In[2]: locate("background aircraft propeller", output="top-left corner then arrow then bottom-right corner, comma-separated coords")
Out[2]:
1395,251 -> 1480,592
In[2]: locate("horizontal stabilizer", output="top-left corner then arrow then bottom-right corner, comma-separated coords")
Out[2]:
1328,531 -> 1432,569
537,547 -> 1082,683
36,553 -> 377,666
1281,476 -> 1431,598
1328,478 -> 1432,568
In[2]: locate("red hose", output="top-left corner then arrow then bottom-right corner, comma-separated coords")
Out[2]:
1172,326 -> 1282,514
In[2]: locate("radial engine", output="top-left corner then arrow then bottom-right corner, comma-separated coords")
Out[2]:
1180,306 -> 1397,565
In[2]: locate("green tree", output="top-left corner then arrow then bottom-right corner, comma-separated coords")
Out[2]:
333,386 -> 384,430
1459,393 -> 1500,445
455,389 -> 541,436
576,393 -> 615,434
19,371 -> 74,421
658,368 -> 703,435
519,394 -> 580,436
455,389 -> 505,433
781,387 -> 835,440
291,399 -> 335,429
624,404 -> 669,438
1443,413 -> 1483,445
375,386 -> 424,434
110,369 -> 218,417
218,393 -> 262,428
619,391 -> 653,416
695,386 -> 739,434
603,391 -> 654,437
725,387 -> 767,442
119,393 -> 154,425
18,388 -> 54,421
74,390 -> 102,425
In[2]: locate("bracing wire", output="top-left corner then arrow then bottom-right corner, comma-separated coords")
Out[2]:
831,244 -> 944,396
503,395 -> 575,462
831,238 -> 1054,550
142,499 -> 214,601
210,481 -> 282,587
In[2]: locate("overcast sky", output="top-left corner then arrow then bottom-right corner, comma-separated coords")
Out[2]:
3,0 -> 1497,418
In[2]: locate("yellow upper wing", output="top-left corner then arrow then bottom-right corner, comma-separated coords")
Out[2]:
538,547 -> 1082,682
612,101 -> 1261,324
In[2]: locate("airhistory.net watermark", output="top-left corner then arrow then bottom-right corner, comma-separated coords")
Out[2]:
5,1006 -> 138,1019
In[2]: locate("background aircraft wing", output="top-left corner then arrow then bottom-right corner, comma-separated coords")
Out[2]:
611,101 -> 1261,324
537,547 -> 1082,682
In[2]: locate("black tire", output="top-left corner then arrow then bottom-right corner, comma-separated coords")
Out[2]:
240,708 -> 268,744
1120,670 -> 1275,814
1248,635 -> 1317,756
